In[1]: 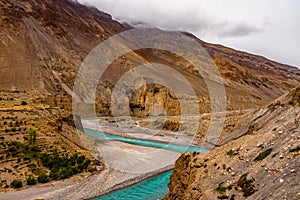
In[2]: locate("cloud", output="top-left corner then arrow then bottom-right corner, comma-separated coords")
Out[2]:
78,0 -> 300,67
216,23 -> 262,38
79,0 -> 262,39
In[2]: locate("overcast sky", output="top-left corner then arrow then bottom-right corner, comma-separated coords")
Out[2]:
79,0 -> 300,68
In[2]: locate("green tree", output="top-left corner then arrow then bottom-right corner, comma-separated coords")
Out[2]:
11,180 -> 22,188
26,176 -> 37,185
49,169 -> 60,180
38,173 -> 49,183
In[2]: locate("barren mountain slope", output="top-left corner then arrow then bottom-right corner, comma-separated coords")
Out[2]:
165,87 -> 300,200
0,0 -> 124,93
1,0 -> 300,114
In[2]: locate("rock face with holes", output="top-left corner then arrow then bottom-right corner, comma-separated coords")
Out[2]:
129,84 -> 180,117
165,87 -> 300,200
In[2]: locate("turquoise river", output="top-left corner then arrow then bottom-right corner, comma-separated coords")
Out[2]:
83,128 -> 206,200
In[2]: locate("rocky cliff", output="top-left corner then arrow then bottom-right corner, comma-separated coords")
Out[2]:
165,87 -> 300,199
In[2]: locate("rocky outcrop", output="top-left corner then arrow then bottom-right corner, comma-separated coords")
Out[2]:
129,84 -> 180,117
165,87 -> 300,200
166,152 -> 203,199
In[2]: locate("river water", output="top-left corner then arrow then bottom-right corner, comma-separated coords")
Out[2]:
94,170 -> 173,200
84,128 -> 206,153
83,125 -> 206,200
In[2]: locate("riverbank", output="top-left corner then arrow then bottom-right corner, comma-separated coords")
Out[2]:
0,164 -> 175,200
92,165 -> 174,199
0,124 -> 182,200
82,118 -> 200,147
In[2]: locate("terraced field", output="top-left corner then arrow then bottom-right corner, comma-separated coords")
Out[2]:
0,91 -> 102,191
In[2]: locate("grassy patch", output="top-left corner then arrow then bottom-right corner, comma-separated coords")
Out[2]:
272,152 -> 279,158
215,185 -> 228,194
254,148 -> 272,162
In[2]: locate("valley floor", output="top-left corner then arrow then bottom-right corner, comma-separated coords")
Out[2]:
0,121 -> 182,200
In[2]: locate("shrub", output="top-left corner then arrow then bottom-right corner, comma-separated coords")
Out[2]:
272,152 -> 279,158
78,159 -> 91,171
39,151 -> 91,180
70,166 -> 79,174
254,148 -> 272,162
59,167 -> 74,179
26,176 -> 37,185
49,169 -> 60,180
11,179 -> 22,188
38,173 -> 49,183
215,185 -> 228,194
226,149 -> 235,157
77,155 -> 86,164
236,174 -> 256,197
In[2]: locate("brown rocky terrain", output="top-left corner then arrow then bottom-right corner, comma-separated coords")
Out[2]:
0,0 -> 124,94
165,87 -> 300,200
